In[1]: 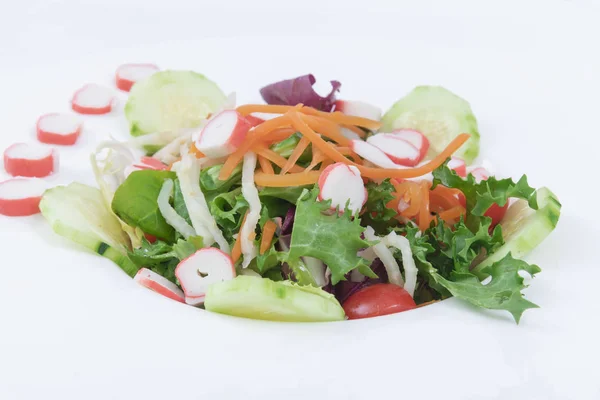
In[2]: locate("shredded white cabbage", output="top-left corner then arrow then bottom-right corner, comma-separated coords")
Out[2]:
364,226 -> 404,287
157,179 -> 196,239
240,151 -> 260,268
383,231 -> 417,297
175,150 -> 230,252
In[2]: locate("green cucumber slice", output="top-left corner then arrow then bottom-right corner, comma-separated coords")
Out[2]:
125,70 -> 227,137
380,86 -> 480,163
474,187 -> 561,273
204,276 -> 346,322
40,183 -> 139,277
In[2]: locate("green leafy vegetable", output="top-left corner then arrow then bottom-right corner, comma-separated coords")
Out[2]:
285,188 -> 374,285
112,170 -> 177,242
432,162 -> 537,229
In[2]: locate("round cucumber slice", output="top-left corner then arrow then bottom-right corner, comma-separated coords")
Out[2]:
125,70 -> 227,137
474,187 -> 561,273
204,276 -> 346,322
380,86 -> 480,163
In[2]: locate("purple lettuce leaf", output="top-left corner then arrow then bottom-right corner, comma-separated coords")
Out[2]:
260,74 -> 341,112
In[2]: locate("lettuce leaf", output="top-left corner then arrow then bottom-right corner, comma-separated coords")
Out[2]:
284,188 -> 374,285
260,74 -> 341,112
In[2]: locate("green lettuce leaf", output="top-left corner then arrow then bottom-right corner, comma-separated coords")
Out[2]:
285,188 -> 374,285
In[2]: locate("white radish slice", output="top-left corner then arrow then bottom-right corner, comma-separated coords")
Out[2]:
349,140 -> 399,169
0,178 -> 47,216
175,248 -> 236,305
317,162 -> 367,214
115,63 -> 159,92
195,110 -> 252,158
71,84 -> 114,115
367,134 -> 421,166
3,143 -> 57,178
447,157 -> 467,177
134,268 -> 185,303
390,129 -> 429,162
340,127 -> 362,140
334,100 -> 382,121
36,113 -> 82,145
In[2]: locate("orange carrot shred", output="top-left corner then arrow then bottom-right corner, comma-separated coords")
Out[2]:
258,155 -> 275,174
281,137 -> 310,175
254,171 -> 321,187
260,220 -> 277,254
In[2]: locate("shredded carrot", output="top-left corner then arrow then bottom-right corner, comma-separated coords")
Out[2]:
342,124 -> 366,138
439,206 -> 466,223
281,136 -> 310,174
253,145 -> 304,173
258,155 -> 275,174
301,114 -> 351,146
260,220 -> 277,254
289,111 -> 470,180
254,171 -> 321,187
219,114 -> 293,180
231,213 -> 248,264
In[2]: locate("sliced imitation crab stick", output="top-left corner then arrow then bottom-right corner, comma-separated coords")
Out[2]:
367,133 -> 422,166
36,113 -> 83,145
195,110 -> 253,158
115,63 -> 159,92
71,84 -> 114,115
3,143 -> 57,177
175,248 -> 236,306
0,178 -> 47,216
134,268 -> 185,303
318,162 -> 367,214
334,100 -> 382,122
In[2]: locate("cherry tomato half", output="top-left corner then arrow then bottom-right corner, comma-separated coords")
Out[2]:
343,284 -> 417,320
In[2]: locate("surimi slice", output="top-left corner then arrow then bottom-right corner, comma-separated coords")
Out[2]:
318,162 -> 367,214
36,113 -> 83,145
175,248 -> 236,305
335,100 -> 382,121
367,133 -> 421,166
134,268 -> 185,303
3,143 -> 57,177
390,129 -> 429,161
115,63 -> 159,92
71,84 -> 114,115
196,110 -> 253,158
0,178 -> 47,216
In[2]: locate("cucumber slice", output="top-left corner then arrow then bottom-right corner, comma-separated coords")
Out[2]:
474,187 -> 561,274
204,276 -> 346,322
125,70 -> 227,137
381,86 -> 480,163
40,183 -> 139,277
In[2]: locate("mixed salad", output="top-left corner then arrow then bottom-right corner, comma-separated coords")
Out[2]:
0,67 -> 561,323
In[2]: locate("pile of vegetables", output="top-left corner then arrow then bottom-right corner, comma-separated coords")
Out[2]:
2,69 -> 560,323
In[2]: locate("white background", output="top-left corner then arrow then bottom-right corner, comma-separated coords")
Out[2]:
1,1 -> 599,399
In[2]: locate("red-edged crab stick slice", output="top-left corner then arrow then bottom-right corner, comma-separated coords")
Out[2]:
318,162 -> 367,215
195,110 -> 253,158
36,113 -> 83,145
367,133 -> 421,166
134,268 -> 185,303
0,178 -> 47,216
71,84 -> 114,115
175,248 -> 236,306
390,129 -> 429,161
3,143 -> 57,177
334,100 -> 382,121
115,63 -> 159,92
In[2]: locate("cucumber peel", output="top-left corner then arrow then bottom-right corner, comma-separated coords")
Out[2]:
204,276 -> 346,322
381,86 -> 480,163
473,187 -> 561,274
125,70 -> 227,137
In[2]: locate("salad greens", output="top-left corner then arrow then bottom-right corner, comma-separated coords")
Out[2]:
36,71 -> 561,323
